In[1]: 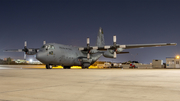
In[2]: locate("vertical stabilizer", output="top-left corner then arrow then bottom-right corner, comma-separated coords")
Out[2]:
97,27 -> 105,47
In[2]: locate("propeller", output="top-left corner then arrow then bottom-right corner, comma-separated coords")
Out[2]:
113,36 -> 117,58
79,36 -> 118,59
103,36 -> 117,58
23,41 -> 28,60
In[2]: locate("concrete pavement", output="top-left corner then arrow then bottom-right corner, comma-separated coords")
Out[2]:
0,66 -> 180,101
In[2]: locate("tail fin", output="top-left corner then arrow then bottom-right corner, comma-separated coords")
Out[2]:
97,27 -> 105,47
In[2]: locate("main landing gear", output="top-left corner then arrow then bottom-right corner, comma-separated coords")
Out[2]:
82,63 -> 90,69
82,67 -> 89,69
45,65 -> 89,69
63,66 -> 71,69
46,64 -> 52,69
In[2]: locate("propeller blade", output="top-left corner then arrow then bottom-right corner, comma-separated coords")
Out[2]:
24,41 -> 27,47
78,47 -> 84,50
18,49 -> 23,52
87,53 -> 90,59
113,36 -> 116,43
28,49 -> 32,52
86,37 -> 90,51
87,37 -> 90,44
24,53 -> 26,60
113,36 -> 117,48
113,51 -> 117,58
104,46 -> 111,49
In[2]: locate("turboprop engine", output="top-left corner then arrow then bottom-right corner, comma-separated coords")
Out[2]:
25,49 -> 37,55
103,50 -> 114,58
116,48 -> 124,53
103,48 -> 124,58
89,49 -> 98,54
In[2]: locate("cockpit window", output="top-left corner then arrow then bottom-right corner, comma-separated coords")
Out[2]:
41,45 -> 55,50
48,45 -> 55,50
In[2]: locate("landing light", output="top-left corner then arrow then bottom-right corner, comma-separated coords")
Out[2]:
29,59 -> 33,62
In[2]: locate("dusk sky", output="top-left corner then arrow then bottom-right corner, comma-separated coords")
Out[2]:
0,0 -> 180,63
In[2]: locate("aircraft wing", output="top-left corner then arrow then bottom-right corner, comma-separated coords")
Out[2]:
4,48 -> 39,52
79,43 -> 177,51
4,49 -> 23,52
124,43 -> 177,49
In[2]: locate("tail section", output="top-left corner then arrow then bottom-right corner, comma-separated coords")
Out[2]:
96,27 -> 105,47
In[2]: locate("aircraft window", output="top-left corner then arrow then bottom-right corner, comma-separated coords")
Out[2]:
48,45 -> 55,50
49,51 -> 53,55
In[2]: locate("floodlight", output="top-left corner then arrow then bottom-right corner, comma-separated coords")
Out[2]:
176,55 -> 179,59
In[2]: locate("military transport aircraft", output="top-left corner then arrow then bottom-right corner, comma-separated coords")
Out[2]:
4,27 -> 177,69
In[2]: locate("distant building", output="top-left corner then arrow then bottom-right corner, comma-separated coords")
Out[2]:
152,60 -> 163,68
166,57 -> 180,69
4,58 -> 13,61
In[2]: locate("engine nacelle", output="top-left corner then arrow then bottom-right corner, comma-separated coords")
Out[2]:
116,48 -> 124,53
103,50 -> 114,58
103,48 -> 124,58
82,63 -> 91,68
74,58 -> 93,66
26,51 -> 36,55
26,49 -> 37,55
90,49 -> 98,54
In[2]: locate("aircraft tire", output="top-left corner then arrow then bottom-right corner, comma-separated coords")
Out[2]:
49,65 -> 52,69
64,66 -> 70,69
82,67 -> 89,69
82,63 -> 90,69
46,65 -> 52,69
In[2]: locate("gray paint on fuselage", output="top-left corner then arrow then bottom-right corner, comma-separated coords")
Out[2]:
36,43 -> 101,66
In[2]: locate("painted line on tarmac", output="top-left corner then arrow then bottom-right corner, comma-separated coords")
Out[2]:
0,67 -> 15,69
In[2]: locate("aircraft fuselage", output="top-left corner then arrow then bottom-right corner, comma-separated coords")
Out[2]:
36,43 -> 102,67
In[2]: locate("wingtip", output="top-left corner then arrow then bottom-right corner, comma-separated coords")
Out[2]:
167,43 -> 177,46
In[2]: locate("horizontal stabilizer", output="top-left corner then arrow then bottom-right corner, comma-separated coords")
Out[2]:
125,43 -> 177,49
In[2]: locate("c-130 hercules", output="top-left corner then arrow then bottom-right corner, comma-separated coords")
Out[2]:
5,27 -> 176,69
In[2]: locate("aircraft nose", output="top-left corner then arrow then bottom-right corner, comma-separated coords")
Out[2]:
36,52 -> 46,62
